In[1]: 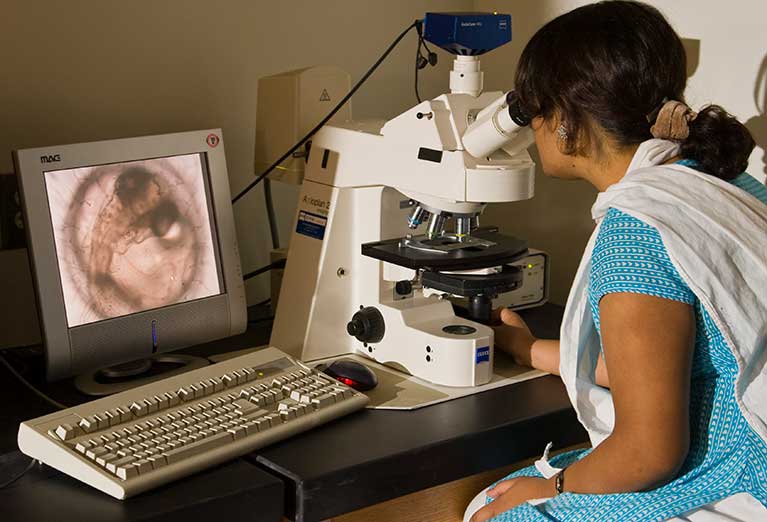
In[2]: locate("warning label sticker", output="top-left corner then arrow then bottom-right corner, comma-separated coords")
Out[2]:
296,210 -> 327,240
319,88 -> 331,102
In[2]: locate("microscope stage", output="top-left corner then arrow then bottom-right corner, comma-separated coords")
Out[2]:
361,227 -> 528,271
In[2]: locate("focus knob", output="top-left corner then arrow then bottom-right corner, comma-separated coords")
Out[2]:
346,306 -> 385,344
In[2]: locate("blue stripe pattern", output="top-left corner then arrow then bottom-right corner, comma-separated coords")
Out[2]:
484,166 -> 767,521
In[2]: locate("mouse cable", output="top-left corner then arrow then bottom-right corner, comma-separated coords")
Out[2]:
0,353 -> 68,411
231,19 -> 420,205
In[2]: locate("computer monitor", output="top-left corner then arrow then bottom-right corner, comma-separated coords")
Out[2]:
14,129 -> 247,380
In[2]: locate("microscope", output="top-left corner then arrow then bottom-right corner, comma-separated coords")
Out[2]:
271,13 -> 537,387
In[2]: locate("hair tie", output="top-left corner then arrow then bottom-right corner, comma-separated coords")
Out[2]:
649,100 -> 698,141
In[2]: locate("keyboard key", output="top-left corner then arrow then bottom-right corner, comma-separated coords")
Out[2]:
163,432 -> 233,464
209,378 -> 224,393
143,398 -> 158,413
78,417 -> 97,433
154,394 -> 169,410
107,455 -> 135,473
176,387 -> 190,401
114,406 -> 131,423
312,394 -> 335,409
96,453 -> 119,466
74,440 -> 93,453
85,446 -> 108,460
227,426 -> 246,439
129,402 -> 147,417
148,455 -> 167,469
135,459 -> 153,473
233,399 -> 258,414
55,424 -> 79,441
116,463 -> 139,480
188,383 -> 202,399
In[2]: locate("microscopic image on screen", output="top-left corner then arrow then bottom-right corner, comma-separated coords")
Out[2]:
44,154 -> 222,328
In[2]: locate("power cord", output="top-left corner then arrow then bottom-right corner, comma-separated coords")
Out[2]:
0,353 -> 68,410
263,178 -> 280,250
0,351 -> 66,489
414,19 -> 438,103
231,19 -> 420,205
242,257 -> 286,282
0,458 -> 38,490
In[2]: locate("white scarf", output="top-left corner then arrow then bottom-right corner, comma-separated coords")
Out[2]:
559,139 -> 767,448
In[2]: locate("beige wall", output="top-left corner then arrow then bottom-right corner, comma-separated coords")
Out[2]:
474,0 -> 767,304
0,0 -> 471,304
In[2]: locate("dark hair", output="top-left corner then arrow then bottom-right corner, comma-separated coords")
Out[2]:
514,0 -> 754,180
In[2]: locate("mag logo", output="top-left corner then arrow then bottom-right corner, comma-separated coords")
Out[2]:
40,154 -> 61,164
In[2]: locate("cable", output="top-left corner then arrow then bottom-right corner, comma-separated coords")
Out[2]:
0,353 -> 68,410
242,258 -> 287,281
232,20 -> 420,205
248,316 -> 275,325
415,39 -> 423,103
254,297 -> 272,308
263,178 -> 280,249
414,20 -> 437,104
0,458 -> 37,490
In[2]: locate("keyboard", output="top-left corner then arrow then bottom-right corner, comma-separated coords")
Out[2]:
17,347 -> 368,499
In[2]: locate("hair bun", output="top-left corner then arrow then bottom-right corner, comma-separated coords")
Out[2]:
680,105 -> 755,180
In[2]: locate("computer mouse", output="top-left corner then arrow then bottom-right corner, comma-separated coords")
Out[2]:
322,359 -> 378,391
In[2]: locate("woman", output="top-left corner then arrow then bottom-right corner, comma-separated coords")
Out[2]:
465,2 -> 767,521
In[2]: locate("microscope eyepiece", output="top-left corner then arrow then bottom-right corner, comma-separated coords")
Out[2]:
462,91 -> 535,158
506,90 -> 532,127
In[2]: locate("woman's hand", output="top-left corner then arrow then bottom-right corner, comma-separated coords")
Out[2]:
492,308 -> 537,367
470,477 -> 555,522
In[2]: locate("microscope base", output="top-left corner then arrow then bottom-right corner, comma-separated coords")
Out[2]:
347,297 -> 494,388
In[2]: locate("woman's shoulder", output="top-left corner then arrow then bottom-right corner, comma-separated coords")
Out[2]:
593,208 -> 665,269
590,207 -> 696,305
595,208 -> 660,248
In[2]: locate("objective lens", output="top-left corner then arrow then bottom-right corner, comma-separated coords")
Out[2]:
407,205 -> 430,229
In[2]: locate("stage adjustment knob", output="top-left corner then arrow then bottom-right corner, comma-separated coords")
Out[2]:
395,280 -> 413,296
346,307 -> 385,343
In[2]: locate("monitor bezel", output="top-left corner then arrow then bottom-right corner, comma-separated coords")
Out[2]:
14,129 -> 246,379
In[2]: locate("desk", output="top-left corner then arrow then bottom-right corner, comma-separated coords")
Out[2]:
251,304 -> 588,522
0,450 -> 283,522
0,303 -> 587,522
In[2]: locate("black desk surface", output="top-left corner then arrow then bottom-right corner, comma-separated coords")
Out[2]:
251,304 -> 588,522
0,450 -> 283,522
0,303 -> 587,522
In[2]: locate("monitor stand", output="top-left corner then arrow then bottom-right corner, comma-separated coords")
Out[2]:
74,354 -> 210,396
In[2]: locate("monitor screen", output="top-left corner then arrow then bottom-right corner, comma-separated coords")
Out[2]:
44,153 -> 223,328
15,129 -> 247,380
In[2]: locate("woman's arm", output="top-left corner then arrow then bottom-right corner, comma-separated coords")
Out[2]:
493,309 -> 610,387
562,293 -> 695,492
473,293 -> 695,521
